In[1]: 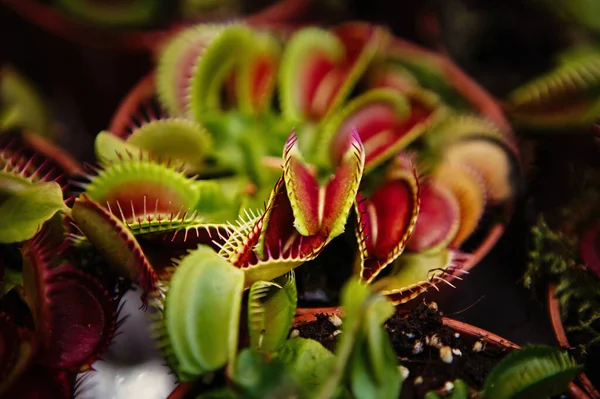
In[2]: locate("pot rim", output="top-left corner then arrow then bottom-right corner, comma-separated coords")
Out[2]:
293,305 -> 518,349
0,0 -> 313,53
548,284 -> 600,399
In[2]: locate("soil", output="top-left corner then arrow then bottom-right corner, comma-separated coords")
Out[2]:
293,300 -> 513,398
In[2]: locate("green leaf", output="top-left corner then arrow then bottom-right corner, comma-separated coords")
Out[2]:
248,272 -> 297,353
348,291 -> 399,399
315,279 -> 396,399
482,345 -> 582,399
273,338 -> 336,396
349,329 -> 401,399
233,348 -> 300,398
0,182 -> 65,243
364,299 -> 394,379
165,245 -> 244,378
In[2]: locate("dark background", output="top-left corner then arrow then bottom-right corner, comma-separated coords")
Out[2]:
1,0 -> 587,347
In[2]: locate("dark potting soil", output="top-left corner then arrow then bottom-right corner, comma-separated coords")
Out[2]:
293,301 -> 513,398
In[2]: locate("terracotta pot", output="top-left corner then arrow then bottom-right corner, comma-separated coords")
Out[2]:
548,285 -> 600,399
294,307 -> 586,398
0,0 -> 314,53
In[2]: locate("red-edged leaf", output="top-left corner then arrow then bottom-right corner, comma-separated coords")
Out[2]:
71,194 -> 158,307
20,230 -> 116,371
280,22 -> 389,121
283,129 -> 364,239
355,155 -> 420,282
406,181 -> 461,253
323,88 -> 442,173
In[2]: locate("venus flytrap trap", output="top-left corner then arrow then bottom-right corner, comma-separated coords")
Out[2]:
505,46 -> 600,130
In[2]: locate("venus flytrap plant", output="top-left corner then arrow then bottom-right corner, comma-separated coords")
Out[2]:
95,21 -> 520,309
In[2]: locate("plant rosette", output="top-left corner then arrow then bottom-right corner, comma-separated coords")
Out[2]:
0,0 -> 320,53
525,167 -> 600,398
97,21 -> 521,312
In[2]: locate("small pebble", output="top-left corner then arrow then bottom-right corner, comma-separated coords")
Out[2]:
452,348 -> 462,356
429,334 -> 443,349
290,329 -> 300,338
428,301 -> 438,311
425,335 -> 430,345
414,376 -> 424,385
328,314 -> 343,327
454,332 -> 460,339
412,340 -> 424,355
444,381 -> 454,392
398,365 -> 410,381
332,330 -> 343,337
403,331 -> 415,339
472,340 -> 484,352
440,346 -> 453,364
